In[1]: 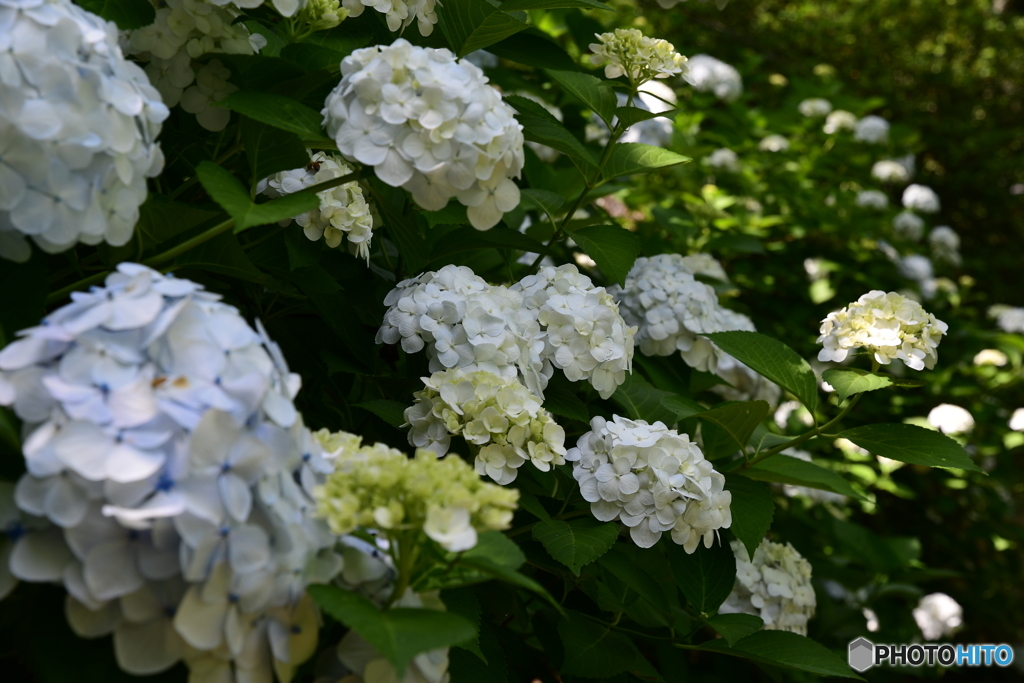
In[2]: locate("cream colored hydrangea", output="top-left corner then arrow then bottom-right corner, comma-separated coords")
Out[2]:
404,369 -> 567,484
313,430 -> 518,552
258,151 -> 376,261
721,539 -> 816,635
817,290 -> 947,370
589,28 -> 687,86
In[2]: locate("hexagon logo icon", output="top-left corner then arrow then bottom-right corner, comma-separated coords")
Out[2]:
849,637 -> 875,672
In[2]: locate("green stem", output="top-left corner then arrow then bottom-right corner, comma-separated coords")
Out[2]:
743,392 -> 863,469
298,170 -> 362,197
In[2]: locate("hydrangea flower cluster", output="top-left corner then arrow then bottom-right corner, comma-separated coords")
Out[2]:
893,209 -> 926,241
313,431 -> 518,552
514,264 -> 636,399
258,151 -> 377,261
341,0 -> 437,36
913,593 -> 963,640
854,115 -> 890,143
0,263 -> 351,678
377,264 -> 635,400
928,225 -> 961,265
126,0 -> 267,131
684,54 -> 743,101
759,135 -> 790,152
927,403 -> 974,435
902,184 -> 941,213
823,109 -> 858,134
0,0 -> 168,262
322,39 -> 525,230
404,368 -> 567,484
817,290 -> 948,370
610,253 -> 744,373
897,254 -> 937,298
706,148 -> 741,172
989,304 -> 1024,333
798,98 -> 832,117
872,159 -> 912,183
589,29 -> 687,86
855,190 -> 889,209
566,416 -> 731,551
720,539 -> 817,636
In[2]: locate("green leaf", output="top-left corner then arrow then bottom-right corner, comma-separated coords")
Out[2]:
702,631 -> 864,679
436,0 -> 530,57
195,161 -> 318,232
440,588 -> 485,662
75,0 -> 155,29
367,180 -> 428,274
487,31 -> 577,70
519,188 -> 566,218
137,194 -> 221,249
663,394 -> 706,420
309,586 -> 476,678
724,474 -> 774,559
744,455 -> 866,500
612,374 -> 679,425
422,202 -> 470,228
666,538 -> 736,617
602,143 -> 690,180
428,227 -> 555,264
456,555 -> 561,610
598,548 -> 669,608
501,0 -> 613,10
280,33 -> 369,71
704,331 -> 819,412
706,613 -> 764,646
696,401 -> 771,456
172,233 -> 268,284
219,91 -> 328,142
354,400 -> 408,427
558,611 -> 641,678
517,114 -> 598,170
462,531 -> 525,569
822,368 -> 895,403
546,69 -> 618,125
614,106 -> 679,128
532,517 -> 619,576
240,117 -> 310,188
838,423 -> 983,472
540,383 -> 590,423
568,224 -> 640,286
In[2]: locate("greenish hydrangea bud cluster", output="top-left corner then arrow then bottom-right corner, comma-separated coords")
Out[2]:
589,28 -> 688,86
405,368 -> 568,484
313,430 -> 519,552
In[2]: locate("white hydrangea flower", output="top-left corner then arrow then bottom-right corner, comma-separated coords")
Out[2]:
404,368 -> 567,484
855,190 -> 889,209
0,263 -> 359,680
780,450 -> 846,504
258,151 -> 377,261
798,98 -> 832,117
126,0 -> 268,129
927,404 -> 974,435
0,0 -> 169,262
759,135 -> 790,152
685,54 -> 743,101
973,349 -> 1007,367
378,264 -> 635,400
566,416 -> 731,551
322,39 -> 525,230
610,253 -> 754,375
341,0 -> 438,36
872,159 -> 911,183
514,265 -> 636,400
816,290 -> 948,370
989,305 -> 1024,333
928,226 -> 961,266
706,148 -> 741,172
854,115 -> 890,143
1009,408 -> 1024,431
902,184 -> 941,213
913,593 -> 963,640
823,110 -> 858,134
720,539 -> 816,636
898,254 -> 937,298
589,28 -> 687,85
893,210 -> 925,241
